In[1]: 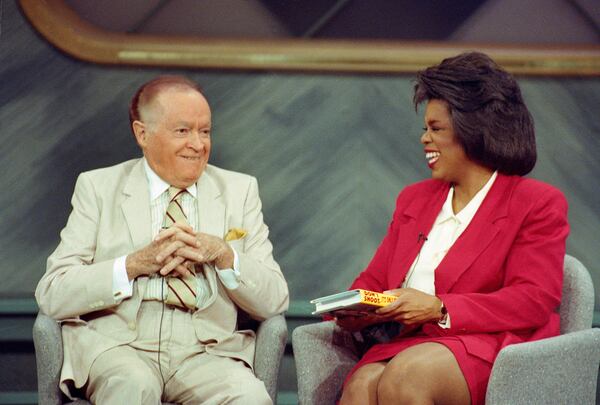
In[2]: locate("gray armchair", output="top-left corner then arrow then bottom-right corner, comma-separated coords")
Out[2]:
33,312 -> 288,405
292,255 -> 600,404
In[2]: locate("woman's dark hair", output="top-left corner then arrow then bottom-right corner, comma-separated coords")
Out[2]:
414,52 -> 536,175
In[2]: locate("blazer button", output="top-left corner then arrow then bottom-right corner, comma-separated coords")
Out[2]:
128,322 -> 136,331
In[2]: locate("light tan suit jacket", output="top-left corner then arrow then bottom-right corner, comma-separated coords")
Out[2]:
35,158 -> 289,395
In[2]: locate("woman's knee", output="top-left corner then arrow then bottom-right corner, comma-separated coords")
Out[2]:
377,343 -> 470,405
377,357 -> 423,403
340,363 -> 385,405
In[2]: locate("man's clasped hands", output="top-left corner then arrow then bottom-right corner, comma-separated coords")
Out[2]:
125,223 -> 234,281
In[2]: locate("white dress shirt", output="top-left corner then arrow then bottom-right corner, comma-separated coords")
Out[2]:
112,158 -> 241,305
402,171 -> 498,326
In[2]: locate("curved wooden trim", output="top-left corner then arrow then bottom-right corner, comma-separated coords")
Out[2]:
20,0 -> 600,76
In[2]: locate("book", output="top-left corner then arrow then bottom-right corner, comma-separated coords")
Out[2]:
310,289 -> 398,316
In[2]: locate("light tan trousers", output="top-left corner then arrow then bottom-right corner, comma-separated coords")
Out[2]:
85,302 -> 271,405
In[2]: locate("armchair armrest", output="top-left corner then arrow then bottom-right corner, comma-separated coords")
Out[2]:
486,328 -> 600,405
253,313 -> 288,403
33,312 -> 64,405
292,321 -> 360,405
34,311 -> 288,405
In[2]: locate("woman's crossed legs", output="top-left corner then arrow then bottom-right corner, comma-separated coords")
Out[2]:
340,342 -> 471,405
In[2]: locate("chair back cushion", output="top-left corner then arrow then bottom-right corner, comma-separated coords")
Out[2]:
560,255 -> 594,333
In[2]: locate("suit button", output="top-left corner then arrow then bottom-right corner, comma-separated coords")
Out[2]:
128,322 -> 136,331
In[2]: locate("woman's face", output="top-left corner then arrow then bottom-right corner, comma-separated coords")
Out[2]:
420,99 -> 472,183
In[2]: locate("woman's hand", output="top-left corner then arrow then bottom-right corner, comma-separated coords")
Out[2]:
376,288 -> 443,325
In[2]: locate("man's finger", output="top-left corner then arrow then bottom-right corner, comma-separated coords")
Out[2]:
155,223 -> 196,243
174,231 -> 199,247
159,255 -> 185,275
172,263 -> 192,278
154,227 -> 178,241
175,247 -> 206,263
171,222 -> 196,235
156,241 -> 186,262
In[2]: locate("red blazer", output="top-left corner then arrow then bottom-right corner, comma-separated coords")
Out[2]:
350,173 -> 569,363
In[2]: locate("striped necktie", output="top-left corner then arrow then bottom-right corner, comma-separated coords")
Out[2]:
163,186 -> 198,311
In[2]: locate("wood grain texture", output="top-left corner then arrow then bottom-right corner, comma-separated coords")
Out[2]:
18,0 -> 600,75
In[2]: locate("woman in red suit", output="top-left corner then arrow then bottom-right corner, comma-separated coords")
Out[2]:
337,52 -> 569,405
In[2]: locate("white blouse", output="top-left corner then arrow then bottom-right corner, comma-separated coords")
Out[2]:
402,171 -> 498,295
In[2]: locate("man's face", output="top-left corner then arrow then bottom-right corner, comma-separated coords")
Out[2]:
133,88 -> 212,188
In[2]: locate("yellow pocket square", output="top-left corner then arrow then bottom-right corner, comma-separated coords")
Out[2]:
224,228 -> 247,242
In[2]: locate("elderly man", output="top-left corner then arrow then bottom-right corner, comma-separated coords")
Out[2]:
35,75 -> 289,404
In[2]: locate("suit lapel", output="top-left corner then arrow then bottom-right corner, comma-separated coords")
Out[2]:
434,174 -> 513,293
121,160 -> 152,250
120,159 -> 152,306
195,169 -> 226,308
389,182 -> 450,289
196,169 -> 226,238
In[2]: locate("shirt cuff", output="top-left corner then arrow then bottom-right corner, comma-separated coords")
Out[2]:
438,313 -> 451,329
113,255 -> 134,302
215,248 -> 241,290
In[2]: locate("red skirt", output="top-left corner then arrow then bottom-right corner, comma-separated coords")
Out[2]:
345,335 -> 493,405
